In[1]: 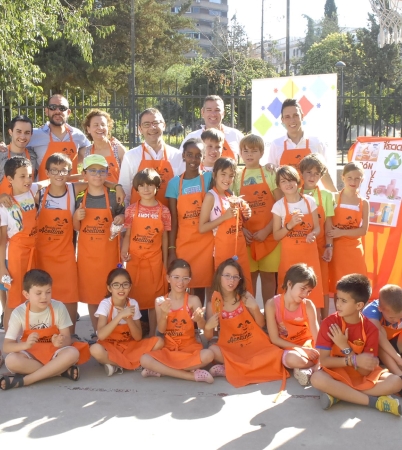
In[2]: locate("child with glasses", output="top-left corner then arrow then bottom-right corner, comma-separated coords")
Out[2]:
74,154 -> 125,336
140,259 -> 215,383
204,259 -> 288,388
265,264 -> 320,387
89,268 -> 163,376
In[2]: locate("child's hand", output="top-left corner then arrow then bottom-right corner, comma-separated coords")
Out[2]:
265,163 -> 277,173
205,313 -> 219,331
0,142 -> 7,152
356,353 -> 379,371
191,307 -> 205,323
0,193 -> 13,208
253,228 -> 269,242
113,214 -> 125,226
222,206 -> 238,221
302,347 -> 320,362
159,298 -> 172,314
52,334 -> 66,348
115,185 -> 126,204
305,232 -> 316,244
240,202 -> 252,219
288,212 -> 304,228
242,228 -> 253,245
327,323 -> 349,349
116,305 -> 136,319
25,332 -> 40,349
326,226 -> 343,238
322,246 -> 333,262
74,203 -> 86,221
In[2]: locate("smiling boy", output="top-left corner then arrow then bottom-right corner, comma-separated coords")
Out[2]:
200,128 -> 224,172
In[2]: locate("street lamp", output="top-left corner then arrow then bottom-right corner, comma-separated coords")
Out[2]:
335,61 -> 346,152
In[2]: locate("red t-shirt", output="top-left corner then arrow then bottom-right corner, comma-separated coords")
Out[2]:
124,202 -> 171,231
316,312 -> 379,356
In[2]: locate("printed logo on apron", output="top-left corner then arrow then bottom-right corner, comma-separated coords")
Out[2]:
227,319 -> 254,346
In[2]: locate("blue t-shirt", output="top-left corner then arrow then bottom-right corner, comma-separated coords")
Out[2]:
362,299 -> 402,329
165,172 -> 213,199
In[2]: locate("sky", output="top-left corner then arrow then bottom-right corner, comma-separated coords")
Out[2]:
228,0 -> 373,42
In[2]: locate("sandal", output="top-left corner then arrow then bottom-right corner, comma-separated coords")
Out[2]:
194,369 -> 214,384
0,374 -> 25,390
104,364 -> 123,377
141,368 -> 161,378
61,365 -> 80,381
209,364 -> 226,377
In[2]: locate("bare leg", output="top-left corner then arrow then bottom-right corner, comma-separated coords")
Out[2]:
3,305 -> 14,333
0,290 -> 6,312
321,294 -> 329,320
64,302 -> 78,334
251,271 -> 259,300
260,271 -> 276,303
152,337 -> 164,350
90,343 -> 115,365
148,308 -> 156,337
284,350 -> 316,369
209,344 -> 224,363
88,304 -> 98,333
379,348 -> 402,376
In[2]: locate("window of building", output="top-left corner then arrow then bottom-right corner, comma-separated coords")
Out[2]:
209,9 -> 222,16
192,7 -> 200,13
210,0 -> 222,3
171,7 -> 180,13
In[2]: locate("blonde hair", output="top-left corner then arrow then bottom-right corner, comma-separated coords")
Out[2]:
343,161 -> 364,177
239,134 -> 264,153
379,285 -> 402,313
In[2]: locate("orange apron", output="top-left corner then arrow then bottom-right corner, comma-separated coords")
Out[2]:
212,188 -> 253,294
0,146 -> 31,194
150,293 -> 203,369
328,190 -> 367,292
322,314 -> 386,390
222,139 -> 235,160
380,316 -> 402,341
126,202 -> 167,309
20,302 -> 90,365
77,188 -> 119,304
130,144 -> 174,207
280,139 -> 311,175
302,186 -> 329,295
176,174 -> 214,288
240,167 -> 278,262
7,190 -> 37,308
278,196 -> 324,308
216,299 -> 289,388
38,130 -> 78,181
89,143 -> 120,183
279,294 -> 315,348
97,299 -> 159,369
36,186 -> 78,304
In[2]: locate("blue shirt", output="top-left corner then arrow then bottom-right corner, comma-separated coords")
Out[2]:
362,299 -> 402,329
165,172 -> 213,199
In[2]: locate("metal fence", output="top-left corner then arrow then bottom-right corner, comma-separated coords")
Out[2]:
1,87 -> 401,163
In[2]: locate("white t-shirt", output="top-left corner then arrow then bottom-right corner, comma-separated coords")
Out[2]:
268,135 -> 328,166
208,188 -> 232,236
271,195 -> 317,227
118,142 -> 185,206
0,185 -> 39,258
95,297 -> 142,324
5,300 -> 72,341
180,125 -> 244,158
37,183 -> 76,216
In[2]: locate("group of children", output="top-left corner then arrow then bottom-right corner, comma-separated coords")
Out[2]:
0,112 -> 402,418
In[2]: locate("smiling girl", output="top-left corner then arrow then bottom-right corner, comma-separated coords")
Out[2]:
265,264 -> 320,386
328,162 -> 368,293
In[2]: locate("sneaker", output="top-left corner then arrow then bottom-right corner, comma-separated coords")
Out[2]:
104,364 -> 123,377
293,368 -> 313,386
376,396 -> 402,416
320,392 -> 340,410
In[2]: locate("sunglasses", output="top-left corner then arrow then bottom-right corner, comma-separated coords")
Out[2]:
48,104 -> 69,112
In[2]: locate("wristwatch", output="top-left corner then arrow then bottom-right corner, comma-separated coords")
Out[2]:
341,347 -> 352,355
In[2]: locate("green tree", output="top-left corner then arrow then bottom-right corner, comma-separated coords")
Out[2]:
0,0 -> 114,94
324,0 -> 338,20
321,0 -> 339,39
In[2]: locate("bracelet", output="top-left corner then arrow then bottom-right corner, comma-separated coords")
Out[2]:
345,356 -> 349,366
325,244 -> 333,248
285,223 -> 291,231
168,246 -> 176,249
352,354 -> 358,370
114,183 -> 122,188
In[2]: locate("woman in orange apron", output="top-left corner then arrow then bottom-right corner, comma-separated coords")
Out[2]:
204,259 -> 288,388
265,263 -> 320,386
90,268 -> 163,375
272,165 -> 324,308
1,297 -> 90,389
140,259 -> 215,383
328,162 -> 369,293
199,157 -> 253,294
81,110 -> 126,183
166,139 -> 214,297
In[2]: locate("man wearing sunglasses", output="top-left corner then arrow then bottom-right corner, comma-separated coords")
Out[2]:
28,94 -> 90,181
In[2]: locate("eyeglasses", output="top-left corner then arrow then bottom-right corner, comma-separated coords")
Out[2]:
140,120 -> 164,128
169,275 -> 191,283
48,104 -> 69,112
48,168 -> 70,176
110,282 -> 132,289
221,274 -> 241,282
86,168 -> 108,176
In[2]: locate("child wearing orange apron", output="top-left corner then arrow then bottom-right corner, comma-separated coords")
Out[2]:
166,138 -> 214,299
265,263 -> 320,386
200,128 -> 224,172
299,154 -> 335,319
1,269 -> 90,390
234,134 -> 282,301
204,258 -> 288,388
81,110 -> 126,183
272,165 -> 324,308
121,168 -> 170,337
199,157 -> 253,295
90,268 -> 163,376
311,273 -> 402,416
363,284 -> 402,376
74,154 -> 125,334
140,259 -> 215,383
328,162 -> 369,293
